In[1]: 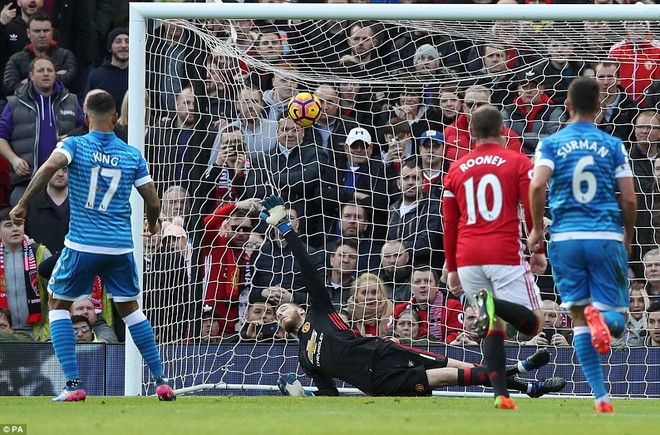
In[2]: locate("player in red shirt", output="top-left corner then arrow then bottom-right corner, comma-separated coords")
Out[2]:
442,105 -> 546,410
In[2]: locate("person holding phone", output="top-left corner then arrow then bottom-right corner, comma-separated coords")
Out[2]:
519,300 -> 572,347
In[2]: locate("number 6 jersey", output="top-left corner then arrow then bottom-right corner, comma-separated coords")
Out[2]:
533,121 -> 632,242
54,130 -> 151,254
443,142 -> 536,272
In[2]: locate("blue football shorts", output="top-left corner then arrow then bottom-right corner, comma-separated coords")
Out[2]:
48,247 -> 141,302
548,239 -> 629,312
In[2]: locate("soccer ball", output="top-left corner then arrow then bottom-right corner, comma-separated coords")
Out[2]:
288,92 -> 322,127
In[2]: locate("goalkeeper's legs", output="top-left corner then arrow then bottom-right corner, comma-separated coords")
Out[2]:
116,301 -> 175,401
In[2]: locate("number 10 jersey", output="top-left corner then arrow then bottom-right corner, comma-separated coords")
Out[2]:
443,142 -> 535,270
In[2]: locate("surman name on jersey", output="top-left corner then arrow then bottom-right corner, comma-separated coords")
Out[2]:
556,140 -> 609,159
93,152 -> 120,166
459,155 -> 506,172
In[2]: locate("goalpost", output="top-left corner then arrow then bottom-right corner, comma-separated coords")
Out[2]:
127,2 -> 660,397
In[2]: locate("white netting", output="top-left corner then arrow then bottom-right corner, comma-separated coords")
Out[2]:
136,7 -> 660,398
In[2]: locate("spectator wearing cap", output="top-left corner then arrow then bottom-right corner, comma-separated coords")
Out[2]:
144,220 -> 192,343
610,20 -> 660,104
419,130 -> 446,197
502,68 -> 565,154
85,27 -> 129,114
410,43 -> 458,106
595,60 -> 639,143
443,85 -> 522,162
325,126 -> 395,242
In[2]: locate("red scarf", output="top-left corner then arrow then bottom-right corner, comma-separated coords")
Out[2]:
514,93 -> 554,133
89,276 -> 104,313
0,236 -> 41,324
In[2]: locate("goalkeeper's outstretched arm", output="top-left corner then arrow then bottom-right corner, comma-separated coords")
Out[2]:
260,195 -> 335,312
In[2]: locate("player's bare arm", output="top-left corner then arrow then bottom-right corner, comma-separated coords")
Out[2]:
617,176 -> 636,255
137,181 -> 162,235
528,165 -> 552,253
10,151 -> 68,225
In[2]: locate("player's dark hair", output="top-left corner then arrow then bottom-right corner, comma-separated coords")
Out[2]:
71,315 -> 92,328
568,77 -> 600,115
86,92 -> 117,117
470,105 -> 502,139
0,307 -> 13,328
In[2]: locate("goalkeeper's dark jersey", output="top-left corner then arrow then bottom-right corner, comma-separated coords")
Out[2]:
284,231 -> 385,396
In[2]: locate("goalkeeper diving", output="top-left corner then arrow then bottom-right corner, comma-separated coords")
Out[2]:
259,195 -> 566,397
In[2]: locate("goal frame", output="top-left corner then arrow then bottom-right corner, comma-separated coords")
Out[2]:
126,2 -> 660,396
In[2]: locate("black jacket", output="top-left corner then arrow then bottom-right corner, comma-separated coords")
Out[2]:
24,189 -> 69,255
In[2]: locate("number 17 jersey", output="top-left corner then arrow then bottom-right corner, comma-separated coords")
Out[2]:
443,143 -> 534,269
534,121 -> 632,240
54,130 -> 151,254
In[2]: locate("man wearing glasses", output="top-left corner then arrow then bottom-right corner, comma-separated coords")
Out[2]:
202,198 -> 260,338
443,85 -> 522,162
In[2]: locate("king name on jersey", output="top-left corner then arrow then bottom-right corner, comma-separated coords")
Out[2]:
459,155 -> 506,172
556,140 -> 609,159
93,152 -> 120,166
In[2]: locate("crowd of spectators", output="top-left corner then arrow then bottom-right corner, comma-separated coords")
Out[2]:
2,0 -> 660,351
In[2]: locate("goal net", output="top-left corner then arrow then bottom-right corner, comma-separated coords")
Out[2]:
129,2 -> 660,398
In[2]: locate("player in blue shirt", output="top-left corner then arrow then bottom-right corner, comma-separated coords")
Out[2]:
528,77 -> 637,414
9,92 -> 175,402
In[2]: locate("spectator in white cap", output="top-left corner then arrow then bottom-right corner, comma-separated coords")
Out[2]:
325,126 -> 395,241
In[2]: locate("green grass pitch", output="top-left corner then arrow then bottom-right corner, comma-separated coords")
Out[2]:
1,396 -> 658,434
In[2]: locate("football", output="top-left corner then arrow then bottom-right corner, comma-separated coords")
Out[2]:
288,92 -> 322,127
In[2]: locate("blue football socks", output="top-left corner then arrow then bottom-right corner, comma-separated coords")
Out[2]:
124,310 -> 164,379
573,326 -> 608,400
50,310 -> 80,382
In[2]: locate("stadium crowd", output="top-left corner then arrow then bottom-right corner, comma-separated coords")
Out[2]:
1,0 -> 660,353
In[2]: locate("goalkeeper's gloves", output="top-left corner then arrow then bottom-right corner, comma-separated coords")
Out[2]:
260,195 -> 293,235
277,374 -> 312,397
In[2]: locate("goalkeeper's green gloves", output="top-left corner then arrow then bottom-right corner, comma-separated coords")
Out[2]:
260,195 -> 293,235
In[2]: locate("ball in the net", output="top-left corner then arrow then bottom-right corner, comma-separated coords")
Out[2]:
288,92 -> 322,127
